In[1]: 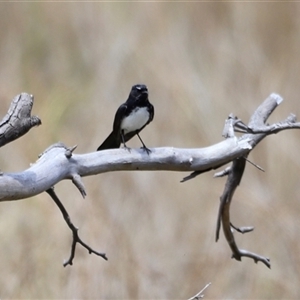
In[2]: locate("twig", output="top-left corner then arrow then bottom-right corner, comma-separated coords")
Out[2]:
187,282 -> 211,300
230,223 -> 254,234
244,157 -> 265,172
181,162 -> 231,182
214,166 -> 231,178
46,187 -> 107,267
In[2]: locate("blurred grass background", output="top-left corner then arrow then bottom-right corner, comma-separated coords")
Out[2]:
0,2 -> 300,299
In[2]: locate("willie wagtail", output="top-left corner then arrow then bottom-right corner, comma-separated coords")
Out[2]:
97,84 -> 154,154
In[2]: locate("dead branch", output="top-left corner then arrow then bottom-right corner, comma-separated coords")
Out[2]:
0,138 -> 252,201
187,282 -> 211,300
213,93 -> 286,269
0,92 -> 299,268
215,157 -> 271,268
46,187 -> 107,266
0,93 -> 41,147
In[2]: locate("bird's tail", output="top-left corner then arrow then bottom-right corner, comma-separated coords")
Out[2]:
97,132 -> 120,151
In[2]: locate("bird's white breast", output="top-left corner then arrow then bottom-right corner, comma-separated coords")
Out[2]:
121,107 -> 149,134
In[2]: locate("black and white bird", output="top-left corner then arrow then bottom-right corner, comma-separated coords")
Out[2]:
97,84 -> 154,154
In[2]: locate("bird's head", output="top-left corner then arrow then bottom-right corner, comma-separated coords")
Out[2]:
130,84 -> 148,100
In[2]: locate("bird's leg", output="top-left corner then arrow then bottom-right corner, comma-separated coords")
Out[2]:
121,130 -> 131,152
136,132 -> 151,155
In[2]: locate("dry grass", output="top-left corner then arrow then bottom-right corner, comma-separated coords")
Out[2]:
0,2 -> 300,299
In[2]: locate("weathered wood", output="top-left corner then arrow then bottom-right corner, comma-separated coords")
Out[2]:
0,92 -> 299,269
0,93 -> 41,147
0,138 -> 250,201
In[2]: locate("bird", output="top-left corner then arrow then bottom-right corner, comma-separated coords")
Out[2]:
97,84 -> 154,154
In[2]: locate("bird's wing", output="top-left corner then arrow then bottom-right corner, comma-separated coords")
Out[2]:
112,103 -> 127,134
148,103 -> 154,123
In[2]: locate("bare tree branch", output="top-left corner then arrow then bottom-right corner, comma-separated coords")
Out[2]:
0,137 -> 252,201
46,187 -> 107,267
187,282 -> 211,300
214,93 -> 286,269
0,93 -> 41,147
215,157 -> 271,268
0,92 -> 299,268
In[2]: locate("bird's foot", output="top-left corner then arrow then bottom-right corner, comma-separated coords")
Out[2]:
141,145 -> 151,155
123,145 -> 131,152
